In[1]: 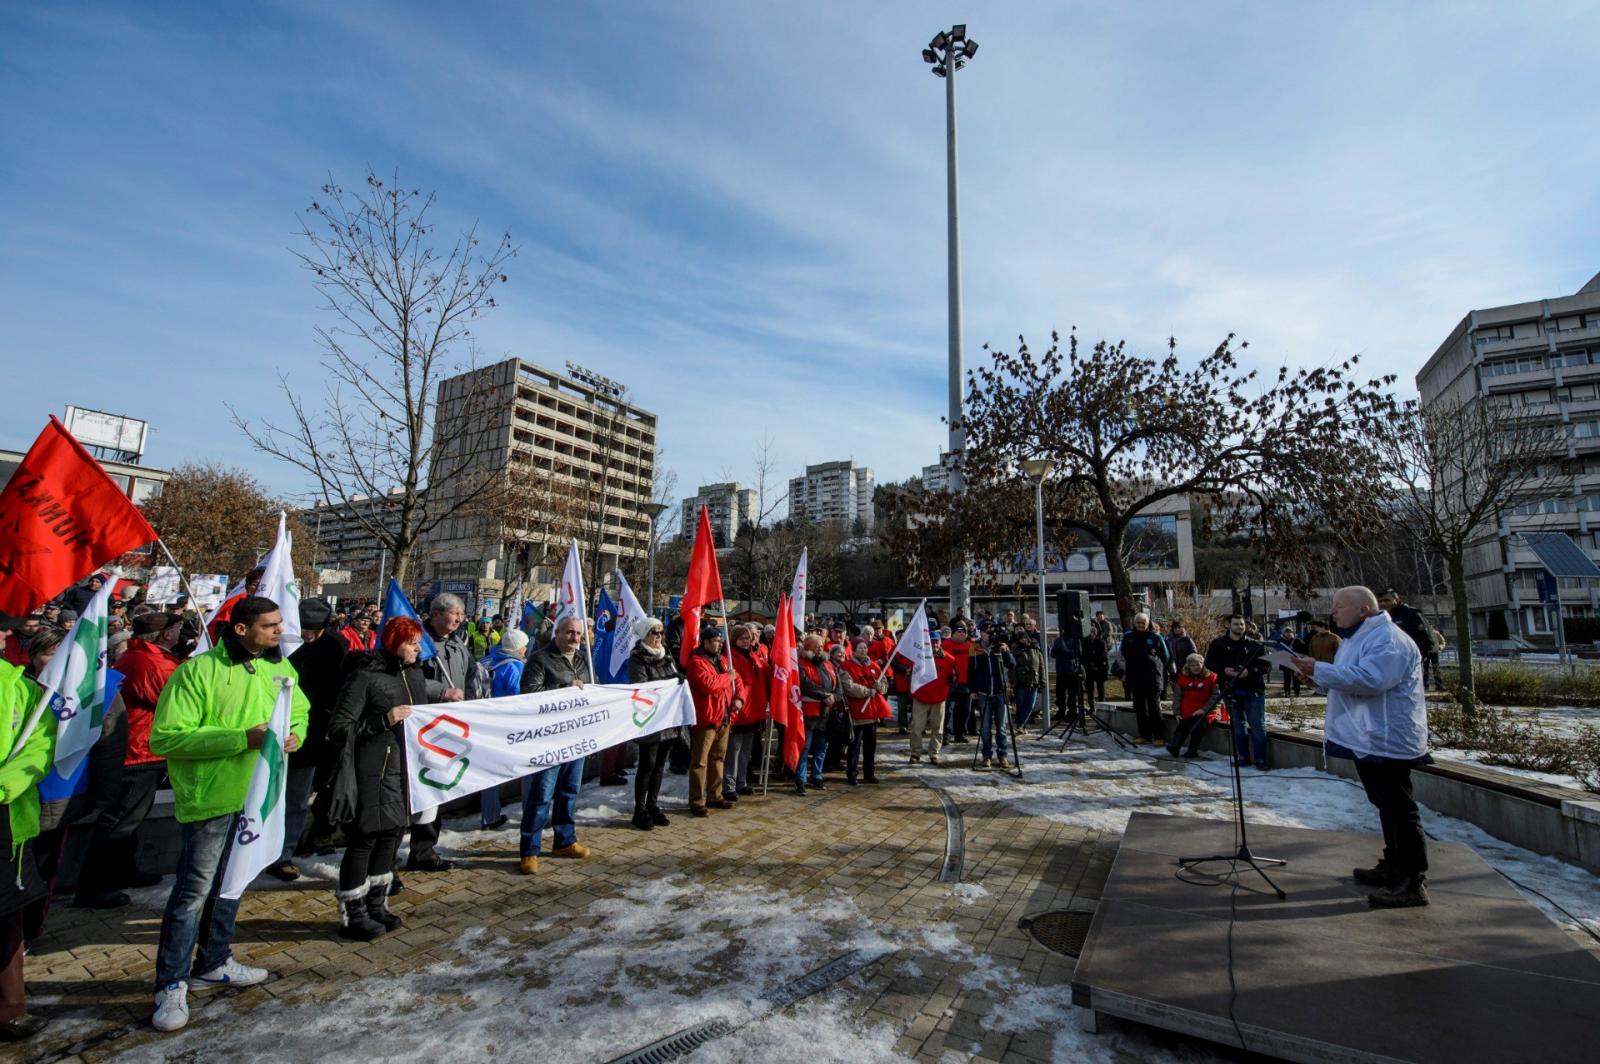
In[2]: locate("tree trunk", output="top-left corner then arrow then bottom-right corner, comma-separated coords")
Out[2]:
1448,553 -> 1475,715
1102,528 -> 1135,629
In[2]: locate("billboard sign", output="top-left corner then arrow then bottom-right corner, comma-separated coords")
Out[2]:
64,406 -> 148,461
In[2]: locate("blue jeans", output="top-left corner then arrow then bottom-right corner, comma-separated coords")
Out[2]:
480,785 -> 503,827
1014,687 -> 1039,731
154,813 -> 241,989
800,717 -> 828,785
979,693 -> 1008,760
1228,689 -> 1268,766
520,758 -> 583,857
278,765 -> 316,862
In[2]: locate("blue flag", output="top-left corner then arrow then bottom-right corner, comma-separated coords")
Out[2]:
593,588 -> 619,683
382,578 -> 438,661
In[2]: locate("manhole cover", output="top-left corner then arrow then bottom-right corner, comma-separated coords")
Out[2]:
1020,909 -> 1096,958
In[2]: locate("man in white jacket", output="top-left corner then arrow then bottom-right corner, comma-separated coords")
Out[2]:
1292,586 -> 1430,909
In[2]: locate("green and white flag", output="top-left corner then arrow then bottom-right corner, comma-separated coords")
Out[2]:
219,511 -> 300,898
35,576 -> 116,777
219,674 -> 293,899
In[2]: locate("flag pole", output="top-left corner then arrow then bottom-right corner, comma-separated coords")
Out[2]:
155,538 -> 213,616
872,598 -> 927,688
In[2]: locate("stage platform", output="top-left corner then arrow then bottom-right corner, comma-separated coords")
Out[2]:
1070,812 -> 1600,1063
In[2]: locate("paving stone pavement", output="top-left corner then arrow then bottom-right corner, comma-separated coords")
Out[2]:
9,728 -> 1139,1063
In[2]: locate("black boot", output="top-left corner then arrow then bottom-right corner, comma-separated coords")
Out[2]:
364,875 -> 402,931
1353,858 -> 1401,887
337,886 -> 386,941
647,806 -> 669,827
632,804 -> 654,831
1368,874 -> 1429,909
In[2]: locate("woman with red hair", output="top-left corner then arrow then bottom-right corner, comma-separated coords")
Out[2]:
326,616 -> 443,941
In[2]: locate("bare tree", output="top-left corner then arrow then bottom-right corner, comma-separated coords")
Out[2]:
234,170 -> 515,585
143,462 -> 322,580
729,437 -> 791,612
1381,397 -> 1558,709
896,330 -> 1398,626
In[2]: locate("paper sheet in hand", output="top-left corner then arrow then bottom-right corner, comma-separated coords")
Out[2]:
1261,648 -> 1303,670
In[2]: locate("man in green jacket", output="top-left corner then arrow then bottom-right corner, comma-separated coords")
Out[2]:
148,596 -> 309,1033
0,640 -> 57,1043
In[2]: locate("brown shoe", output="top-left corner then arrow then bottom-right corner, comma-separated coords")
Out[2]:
550,843 -> 591,859
519,857 -> 539,875
707,799 -> 733,810
691,806 -> 710,817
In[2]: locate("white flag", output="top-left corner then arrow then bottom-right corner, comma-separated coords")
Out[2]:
790,547 -> 808,632
555,540 -> 587,629
506,581 -> 524,632
610,569 -> 648,677
892,600 -> 938,691
257,511 -> 303,656
218,674 -> 294,899
34,577 -> 116,776
189,578 -> 244,658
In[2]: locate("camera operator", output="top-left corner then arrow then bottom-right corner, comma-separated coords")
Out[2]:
1204,615 -> 1272,769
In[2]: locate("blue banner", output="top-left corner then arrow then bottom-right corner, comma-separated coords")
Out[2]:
593,588 -> 620,683
383,578 -> 438,661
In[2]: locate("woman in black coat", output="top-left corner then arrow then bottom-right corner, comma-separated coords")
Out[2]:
626,619 -> 681,831
326,617 -> 441,941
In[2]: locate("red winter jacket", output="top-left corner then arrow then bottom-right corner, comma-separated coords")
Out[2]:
341,627 -> 377,653
1177,671 -> 1220,720
840,656 -> 892,723
687,648 -> 741,728
730,643 -> 770,727
947,639 -> 973,684
913,650 -> 960,704
117,638 -> 181,765
799,656 -> 841,718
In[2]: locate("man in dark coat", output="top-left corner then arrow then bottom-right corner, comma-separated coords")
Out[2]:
1377,589 -> 1434,686
1205,615 -> 1273,768
277,597 -> 346,879
516,616 -> 594,873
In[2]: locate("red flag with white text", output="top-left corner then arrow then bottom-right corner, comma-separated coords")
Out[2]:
0,417 -> 156,616
770,594 -> 805,770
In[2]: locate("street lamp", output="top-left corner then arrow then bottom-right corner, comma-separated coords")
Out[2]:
1021,458 -> 1055,730
641,502 -> 667,617
922,23 -> 979,621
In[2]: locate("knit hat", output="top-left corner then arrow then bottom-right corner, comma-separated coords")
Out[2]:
500,628 -> 530,654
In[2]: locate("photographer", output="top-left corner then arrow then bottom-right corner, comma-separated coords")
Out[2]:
1204,615 -> 1272,769
970,629 -> 1016,769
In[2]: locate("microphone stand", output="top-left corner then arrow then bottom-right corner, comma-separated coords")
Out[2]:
1175,678 -> 1287,898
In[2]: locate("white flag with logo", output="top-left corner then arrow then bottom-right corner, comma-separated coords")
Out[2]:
257,511 -> 303,656
790,547 -> 808,632
892,600 -> 938,690
218,675 -> 294,899
610,569 -> 648,677
555,540 -> 587,629
402,680 -> 695,813
33,577 -> 116,776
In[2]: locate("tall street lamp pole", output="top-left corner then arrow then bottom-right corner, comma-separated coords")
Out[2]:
642,502 -> 667,616
1022,458 -> 1054,731
923,24 -> 978,621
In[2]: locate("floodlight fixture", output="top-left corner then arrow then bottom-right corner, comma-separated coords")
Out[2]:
922,48 -> 937,63
963,40 -> 978,58
951,24 -> 966,42
931,31 -> 948,50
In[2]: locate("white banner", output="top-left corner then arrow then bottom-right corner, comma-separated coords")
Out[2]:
610,569 -> 647,677
790,547 -> 808,632
893,600 -> 937,691
188,573 -> 229,611
145,566 -> 182,605
257,511 -> 302,656
402,679 -> 694,813
218,674 -> 294,900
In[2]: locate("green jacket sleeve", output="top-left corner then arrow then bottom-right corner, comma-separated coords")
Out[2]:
0,677 -> 57,804
150,659 -> 248,761
290,672 -> 310,745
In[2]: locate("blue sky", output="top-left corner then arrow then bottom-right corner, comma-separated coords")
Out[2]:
4,1 -> 1598,513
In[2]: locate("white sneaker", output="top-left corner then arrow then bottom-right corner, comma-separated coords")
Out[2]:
193,957 -> 268,988
152,981 -> 190,1032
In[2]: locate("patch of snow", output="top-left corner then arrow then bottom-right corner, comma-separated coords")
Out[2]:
950,882 -> 989,905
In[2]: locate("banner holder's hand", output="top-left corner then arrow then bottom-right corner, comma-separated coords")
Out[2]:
283,733 -> 301,753
387,705 -> 413,726
245,723 -> 268,749
443,688 -> 465,702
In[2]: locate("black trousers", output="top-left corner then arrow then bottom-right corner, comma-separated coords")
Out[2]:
1280,667 -> 1302,695
634,741 -> 668,810
75,762 -> 164,902
847,724 -> 877,783
1128,678 -> 1164,743
406,817 -> 442,866
341,826 -> 403,891
1167,715 -> 1210,754
1355,759 -> 1428,876
1054,671 -> 1083,718
1086,674 -> 1107,703
946,686 -> 972,739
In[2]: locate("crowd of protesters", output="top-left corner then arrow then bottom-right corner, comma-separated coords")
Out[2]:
0,571 -> 1447,1039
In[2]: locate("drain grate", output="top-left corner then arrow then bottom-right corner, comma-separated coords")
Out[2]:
1019,908 -> 1097,958
605,1020 -> 736,1064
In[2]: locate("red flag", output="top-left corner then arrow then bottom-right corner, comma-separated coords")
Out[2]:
679,504 -> 725,668
770,594 -> 805,771
0,417 -> 156,616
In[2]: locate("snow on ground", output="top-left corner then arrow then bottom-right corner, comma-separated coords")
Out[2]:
914,734 -> 1600,949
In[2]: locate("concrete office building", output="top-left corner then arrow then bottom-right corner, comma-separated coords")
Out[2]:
680,482 -> 758,547
921,451 -> 957,494
420,358 -> 658,614
1416,270 -> 1600,639
788,460 -> 875,532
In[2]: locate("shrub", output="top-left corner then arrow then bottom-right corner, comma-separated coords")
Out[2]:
1470,665 -> 1544,706
1574,725 -> 1600,795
